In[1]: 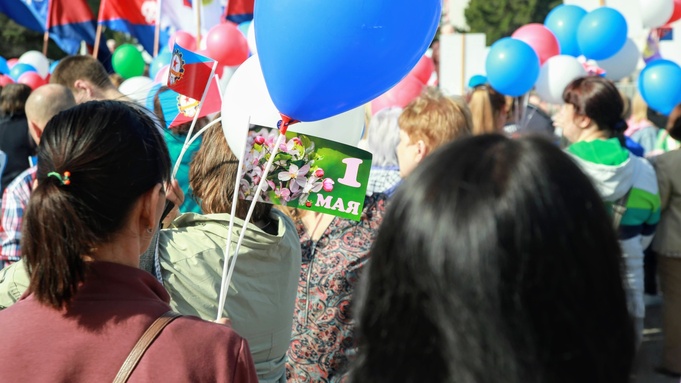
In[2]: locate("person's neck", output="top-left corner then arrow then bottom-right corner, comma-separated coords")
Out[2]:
576,124 -> 610,142
85,233 -> 139,268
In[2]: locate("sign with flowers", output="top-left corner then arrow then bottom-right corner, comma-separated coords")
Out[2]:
240,126 -> 372,220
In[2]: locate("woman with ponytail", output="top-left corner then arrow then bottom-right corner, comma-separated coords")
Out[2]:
0,101 -> 257,382
553,76 -> 661,345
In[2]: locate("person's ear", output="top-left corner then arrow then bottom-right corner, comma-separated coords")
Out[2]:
27,121 -> 42,144
415,139 -> 428,164
575,114 -> 592,129
139,183 -> 164,234
73,79 -> 92,101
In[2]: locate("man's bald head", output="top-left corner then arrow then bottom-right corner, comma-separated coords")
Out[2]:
25,84 -> 76,144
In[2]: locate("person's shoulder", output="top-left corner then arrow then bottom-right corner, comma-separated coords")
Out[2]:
167,315 -> 246,347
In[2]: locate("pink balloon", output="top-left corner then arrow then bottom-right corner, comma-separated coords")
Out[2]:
410,55 -> 435,84
168,30 -> 197,51
206,23 -> 250,67
154,64 -> 170,85
0,74 -> 14,86
512,24 -> 560,65
7,58 -> 18,69
17,72 -> 46,90
370,74 -> 424,114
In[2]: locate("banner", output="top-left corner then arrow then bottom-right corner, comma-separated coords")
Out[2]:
240,126 -> 372,221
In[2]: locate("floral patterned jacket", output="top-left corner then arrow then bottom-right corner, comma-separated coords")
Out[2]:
286,194 -> 387,382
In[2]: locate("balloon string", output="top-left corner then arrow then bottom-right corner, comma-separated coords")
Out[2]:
216,128 -> 286,318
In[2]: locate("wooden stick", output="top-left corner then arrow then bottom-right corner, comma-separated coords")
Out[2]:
461,34 -> 466,95
93,24 -> 103,58
153,0 -> 163,57
42,31 -> 49,56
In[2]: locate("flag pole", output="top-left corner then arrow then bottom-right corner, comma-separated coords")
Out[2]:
599,0 -> 605,5
93,0 -> 107,58
153,0 -> 163,57
195,0 -> 202,48
43,0 -> 53,56
42,32 -> 50,56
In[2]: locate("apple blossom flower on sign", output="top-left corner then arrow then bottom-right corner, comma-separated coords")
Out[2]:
278,163 -> 311,192
322,178 -> 334,192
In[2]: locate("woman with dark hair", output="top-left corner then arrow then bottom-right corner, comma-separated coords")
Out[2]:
554,76 -> 660,343
349,134 -> 636,383
649,103 -> 681,377
0,83 -> 34,195
0,101 -> 257,382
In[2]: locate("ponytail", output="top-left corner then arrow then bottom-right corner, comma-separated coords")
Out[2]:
23,182 -> 93,309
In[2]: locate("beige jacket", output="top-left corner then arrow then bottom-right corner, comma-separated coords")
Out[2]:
652,150 -> 681,257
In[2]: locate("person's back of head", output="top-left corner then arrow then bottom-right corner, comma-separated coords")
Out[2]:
24,84 -> 76,144
468,85 -> 507,135
23,100 -> 170,310
189,123 -> 272,222
630,93 -> 649,124
0,83 -> 31,117
397,87 -> 472,177
351,134 -> 635,383
366,107 -> 402,168
399,87 -> 472,150
50,55 -> 117,103
665,103 -> 681,142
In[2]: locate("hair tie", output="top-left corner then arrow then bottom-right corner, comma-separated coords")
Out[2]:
613,119 -> 627,133
47,171 -> 71,186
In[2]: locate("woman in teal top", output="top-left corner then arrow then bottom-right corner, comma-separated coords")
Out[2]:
153,86 -> 207,214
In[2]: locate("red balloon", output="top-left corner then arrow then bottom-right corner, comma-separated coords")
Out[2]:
512,24 -> 560,65
168,30 -> 197,51
0,74 -> 14,86
410,55 -> 435,84
206,23 -> 250,67
370,74 -> 424,115
17,71 -> 46,90
668,0 -> 681,24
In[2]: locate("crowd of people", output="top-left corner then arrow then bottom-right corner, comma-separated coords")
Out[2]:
0,51 -> 679,382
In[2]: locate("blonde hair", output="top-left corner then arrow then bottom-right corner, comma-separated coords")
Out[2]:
630,93 -> 648,123
189,122 -> 272,222
398,87 -> 472,151
468,86 -> 506,135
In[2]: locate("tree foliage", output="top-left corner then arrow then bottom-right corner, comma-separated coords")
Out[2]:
465,0 -> 562,45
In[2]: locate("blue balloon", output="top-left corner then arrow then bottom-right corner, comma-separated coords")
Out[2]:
49,60 -> 60,74
544,5 -> 587,57
149,49 -> 172,80
0,57 -> 9,75
639,60 -> 681,115
577,7 -> 627,60
9,63 -> 37,81
486,38 -> 540,97
254,0 -> 441,122
237,21 -> 251,37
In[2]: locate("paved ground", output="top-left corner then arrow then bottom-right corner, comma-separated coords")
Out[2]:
635,299 -> 679,383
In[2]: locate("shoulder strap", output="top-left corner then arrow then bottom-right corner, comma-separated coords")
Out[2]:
113,310 -> 182,383
612,188 -> 633,231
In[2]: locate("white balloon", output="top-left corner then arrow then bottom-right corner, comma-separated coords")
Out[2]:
534,55 -> 587,105
18,50 -> 49,78
597,38 -> 640,81
118,76 -> 155,105
221,55 -> 364,159
247,20 -> 257,55
640,0 -> 674,28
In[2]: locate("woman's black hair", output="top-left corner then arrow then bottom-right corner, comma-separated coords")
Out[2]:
23,100 -> 171,309
350,134 -> 634,383
563,76 -> 628,145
